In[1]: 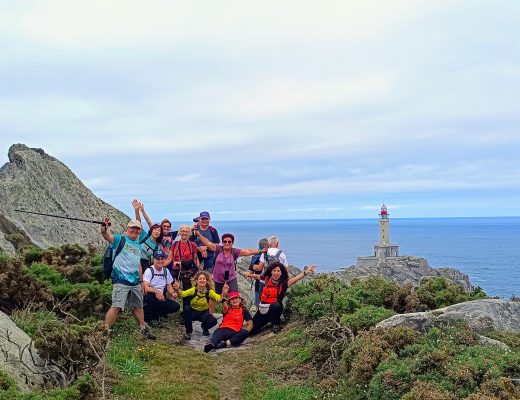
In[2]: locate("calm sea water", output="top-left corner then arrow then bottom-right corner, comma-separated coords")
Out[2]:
202,217 -> 519,299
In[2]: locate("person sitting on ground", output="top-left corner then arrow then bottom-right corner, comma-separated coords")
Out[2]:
204,291 -> 253,352
100,216 -> 155,340
173,271 -> 228,339
143,249 -> 180,326
190,211 -> 220,273
193,231 -> 266,295
248,238 -> 269,308
245,262 -> 316,334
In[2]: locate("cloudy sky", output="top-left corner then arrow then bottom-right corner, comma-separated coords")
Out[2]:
1,1 -> 519,221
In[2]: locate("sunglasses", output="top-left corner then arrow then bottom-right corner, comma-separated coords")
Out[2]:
200,217 -> 209,220
222,240 -> 233,244
128,227 -> 141,230
155,258 -> 166,261
162,225 -> 171,228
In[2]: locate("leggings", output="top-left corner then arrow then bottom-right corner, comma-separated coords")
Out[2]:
250,302 -> 283,336
211,327 -> 249,346
143,293 -> 180,322
183,306 -> 217,334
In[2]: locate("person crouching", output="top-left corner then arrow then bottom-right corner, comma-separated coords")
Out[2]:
204,291 -> 252,352
143,249 -> 180,326
173,271 -> 228,339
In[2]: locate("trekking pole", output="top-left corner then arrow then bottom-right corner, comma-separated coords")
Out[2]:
14,209 -> 111,226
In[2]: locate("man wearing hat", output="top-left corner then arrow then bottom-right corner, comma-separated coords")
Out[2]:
101,216 -> 156,339
142,249 -> 180,326
191,211 -> 220,273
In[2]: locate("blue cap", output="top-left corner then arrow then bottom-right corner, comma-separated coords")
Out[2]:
153,249 -> 166,259
199,211 -> 210,219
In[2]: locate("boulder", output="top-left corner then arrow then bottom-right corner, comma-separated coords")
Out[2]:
0,311 -> 64,391
332,256 -> 473,291
377,299 -> 520,334
0,144 -> 129,254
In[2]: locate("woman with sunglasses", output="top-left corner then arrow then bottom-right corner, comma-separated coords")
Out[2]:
193,231 -> 266,295
245,261 -> 316,334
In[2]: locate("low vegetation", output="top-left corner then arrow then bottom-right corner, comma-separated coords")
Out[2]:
1,245 -> 518,400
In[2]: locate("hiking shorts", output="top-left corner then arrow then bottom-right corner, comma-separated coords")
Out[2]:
112,283 -> 143,311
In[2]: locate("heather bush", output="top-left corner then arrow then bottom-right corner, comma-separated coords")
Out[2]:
340,305 -> 395,334
23,246 -> 44,265
416,277 -> 486,309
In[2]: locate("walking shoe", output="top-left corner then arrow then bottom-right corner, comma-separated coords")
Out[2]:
139,325 -> 156,340
272,324 -> 281,334
202,329 -> 210,336
184,332 -> 192,340
203,343 -> 215,353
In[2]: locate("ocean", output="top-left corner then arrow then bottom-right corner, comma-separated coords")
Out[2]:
203,217 -> 520,299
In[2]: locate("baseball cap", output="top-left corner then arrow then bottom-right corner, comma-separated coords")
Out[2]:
127,219 -> 142,229
199,211 -> 210,219
228,291 -> 241,299
153,249 -> 166,259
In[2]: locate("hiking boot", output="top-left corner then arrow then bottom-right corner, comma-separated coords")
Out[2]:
203,343 -> 215,353
139,325 -> 156,340
184,332 -> 192,340
202,329 -> 210,336
272,324 -> 281,334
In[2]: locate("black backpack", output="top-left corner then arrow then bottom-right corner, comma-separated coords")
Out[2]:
265,249 -> 283,267
102,236 -> 126,279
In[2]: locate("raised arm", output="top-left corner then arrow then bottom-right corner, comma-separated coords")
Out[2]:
288,265 -> 316,288
194,230 -> 217,251
132,199 -> 142,222
100,217 -> 114,244
139,202 -> 153,229
238,247 -> 266,257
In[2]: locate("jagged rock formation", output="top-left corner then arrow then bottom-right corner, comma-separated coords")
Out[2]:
377,299 -> 520,333
332,256 -> 473,291
0,144 -> 129,255
0,311 -> 64,391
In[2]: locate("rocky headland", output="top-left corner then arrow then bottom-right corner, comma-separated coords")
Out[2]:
0,144 -> 129,255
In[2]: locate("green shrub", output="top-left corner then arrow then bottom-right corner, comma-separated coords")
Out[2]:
11,309 -> 58,337
0,370 -> 16,391
25,263 -> 67,286
23,246 -> 44,265
340,305 -> 395,334
415,277 -> 487,309
368,357 -> 413,400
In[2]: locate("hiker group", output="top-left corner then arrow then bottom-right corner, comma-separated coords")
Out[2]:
100,200 -> 316,352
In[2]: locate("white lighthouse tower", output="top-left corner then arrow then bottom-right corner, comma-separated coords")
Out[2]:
374,204 -> 399,258
356,203 -> 399,267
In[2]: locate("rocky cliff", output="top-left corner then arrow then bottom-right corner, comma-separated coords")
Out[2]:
0,144 -> 129,254
332,256 -> 473,291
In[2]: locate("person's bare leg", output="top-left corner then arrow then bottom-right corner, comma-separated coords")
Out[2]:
133,307 -> 145,326
105,307 -> 121,327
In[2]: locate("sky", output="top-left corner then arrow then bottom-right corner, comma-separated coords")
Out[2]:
0,0 -> 519,221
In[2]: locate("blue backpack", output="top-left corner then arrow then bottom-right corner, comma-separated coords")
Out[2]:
102,237 -> 126,279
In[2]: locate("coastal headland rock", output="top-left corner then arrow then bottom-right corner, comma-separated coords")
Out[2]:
0,144 -> 129,255
377,299 -> 520,333
332,256 -> 473,291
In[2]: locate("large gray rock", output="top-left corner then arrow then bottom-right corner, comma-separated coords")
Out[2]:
0,311 -> 64,391
332,256 -> 473,291
0,144 -> 129,254
377,299 -> 520,333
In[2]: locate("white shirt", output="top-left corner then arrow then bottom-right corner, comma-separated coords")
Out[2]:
260,248 -> 288,267
143,266 -> 173,292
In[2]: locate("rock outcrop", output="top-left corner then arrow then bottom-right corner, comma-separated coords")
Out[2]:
0,144 -> 129,255
377,299 -> 520,333
0,311 -> 64,391
332,256 -> 473,291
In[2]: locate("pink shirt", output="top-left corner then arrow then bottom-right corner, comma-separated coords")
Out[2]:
213,244 -> 241,283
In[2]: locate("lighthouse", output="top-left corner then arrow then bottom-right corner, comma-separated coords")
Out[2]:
356,203 -> 399,267
379,204 -> 389,245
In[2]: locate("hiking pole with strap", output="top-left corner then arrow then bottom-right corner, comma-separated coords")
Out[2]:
14,209 -> 111,226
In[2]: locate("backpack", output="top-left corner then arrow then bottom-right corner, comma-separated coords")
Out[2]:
264,249 -> 283,267
102,236 -> 126,279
